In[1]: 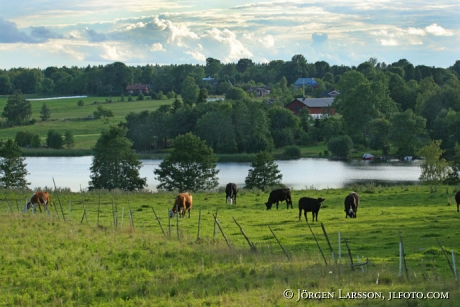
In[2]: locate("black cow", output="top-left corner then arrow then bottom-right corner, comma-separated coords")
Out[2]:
298,197 -> 325,222
456,190 -> 460,213
265,188 -> 293,210
344,192 -> 359,218
225,183 -> 238,205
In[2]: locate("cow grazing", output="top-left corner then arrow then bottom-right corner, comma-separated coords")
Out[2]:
265,188 -> 293,210
27,191 -> 52,213
225,183 -> 238,205
456,190 -> 460,213
344,192 -> 360,218
169,193 -> 193,219
298,197 -> 325,222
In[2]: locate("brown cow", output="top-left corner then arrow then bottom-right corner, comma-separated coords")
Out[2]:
169,193 -> 193,218
456,190 -> 460,213
27,191 -> 52,212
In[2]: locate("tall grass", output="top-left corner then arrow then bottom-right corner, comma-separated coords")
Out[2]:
1,185 -> 460,306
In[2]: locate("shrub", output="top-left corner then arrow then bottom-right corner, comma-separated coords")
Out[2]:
77,100 -> 84,107
282,145 -> 301,160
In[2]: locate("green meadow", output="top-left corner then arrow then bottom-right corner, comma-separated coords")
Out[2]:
1,185 -> 460,306
0,96 -> 171,150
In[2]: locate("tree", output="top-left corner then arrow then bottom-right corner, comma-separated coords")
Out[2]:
64,131 -> 75,149
154,132 -> 219,192
46,130 -> 63,149
181,76 -> 199,105
40,103 -> 52,121
327,135 -> 354,158
0,139 -> 29,188
2,90 -> 32,126
93,106 -> 114,120
244,151 -> 282,190
388,109 -> 427,157
418,140 -> 449,192
445,143 -> 460,185
89,126 -> 146,191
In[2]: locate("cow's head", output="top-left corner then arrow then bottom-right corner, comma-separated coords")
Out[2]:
168,209 -> 176,219
347,209 -> 356,218
227,196 -> 233,204
265,202 -> 273,210
318,198 -> 325,204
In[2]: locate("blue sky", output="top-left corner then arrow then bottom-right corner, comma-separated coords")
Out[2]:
0,0 -> 458,69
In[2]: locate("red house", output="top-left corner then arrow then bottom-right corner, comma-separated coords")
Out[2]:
285,97 -> 335,117
126,84 -> 150,95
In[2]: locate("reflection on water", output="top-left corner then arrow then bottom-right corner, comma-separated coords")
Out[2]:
25,157 -> 422,192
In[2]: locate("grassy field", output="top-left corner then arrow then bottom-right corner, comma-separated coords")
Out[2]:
0,95 -> 172,150
1,184 -> 460,306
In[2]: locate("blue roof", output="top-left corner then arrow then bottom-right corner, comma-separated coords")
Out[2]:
294,78 -> 317,86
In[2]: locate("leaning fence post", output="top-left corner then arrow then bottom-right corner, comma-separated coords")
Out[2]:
151,207 -> 166,236
321,222 -> 336,264
306,221 -> 327,266
436,237 -> 456,280
213,214 -> 231,248
233,217 -> 256,251
213,207 -> 219,239
452,250 -> 457,281
268,226 -> 290,260
343,238 -> 354,271
338,232 -> 341,264
197,207 -> 202,241
52,178 -> 65,221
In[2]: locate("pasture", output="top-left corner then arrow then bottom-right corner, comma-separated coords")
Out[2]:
0,96 -> 172,150
1,184 -> 460,306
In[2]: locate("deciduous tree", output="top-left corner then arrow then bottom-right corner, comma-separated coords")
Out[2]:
418,140 -> 449,191
2,90 -> 32,126
0,139 -> 29,188
89,126 -> 146,191
154,132 -> 219,192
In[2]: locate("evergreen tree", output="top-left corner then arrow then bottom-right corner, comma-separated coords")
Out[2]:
2,90 -> 32,126
0,139 -> 29,188
40,103 -> 52,121
64,131 -> 75,149
154,132 -> 219,192
46,130 -> 63,149
244,151 -> 282,190
89,125 -> 146,191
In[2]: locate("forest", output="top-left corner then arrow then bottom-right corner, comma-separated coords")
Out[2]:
1,55 -> 460,162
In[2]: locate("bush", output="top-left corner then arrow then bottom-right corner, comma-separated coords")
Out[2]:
328,135 -> 353,158
282,145 -> 301,160
77,100 -> 84,107
46,130 -> 63,149
15,131 -> 35,147
30,134 -> 41,148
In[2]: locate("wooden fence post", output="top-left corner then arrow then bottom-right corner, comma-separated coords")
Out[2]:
151,207 -> 166,236
233,217 -> 256,251
321,222 -> 336,264
197,207 -> 202,241
343,238 -> 354,271
436,237 -> 456,280
268,226 -> 290,260
213,214 -> 231,248
52,178 -> 65,221
306,221 -> 327,266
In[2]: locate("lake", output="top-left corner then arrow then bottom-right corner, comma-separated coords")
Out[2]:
24,156 -> 422,192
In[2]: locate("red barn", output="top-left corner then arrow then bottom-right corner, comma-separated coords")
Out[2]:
285,97 -> 335,117
126,84 -> 150,95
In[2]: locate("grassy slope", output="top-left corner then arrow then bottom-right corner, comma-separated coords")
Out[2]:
1,185 -> 460,306
0,96 -> 172,150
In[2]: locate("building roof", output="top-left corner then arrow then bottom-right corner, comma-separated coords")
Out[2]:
294,97 -> 334,108
293,78 -> 318,87
126,84 -> 150,90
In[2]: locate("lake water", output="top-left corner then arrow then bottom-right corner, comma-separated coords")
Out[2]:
24,156 -> 422,192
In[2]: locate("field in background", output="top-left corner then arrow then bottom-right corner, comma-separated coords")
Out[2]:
0,95 -> 172,150
1,185 -> 460,306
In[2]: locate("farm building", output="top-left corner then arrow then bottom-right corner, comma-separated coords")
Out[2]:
285,97 -> 335,117
293,78 -> 318,92
126,84 -> 151,95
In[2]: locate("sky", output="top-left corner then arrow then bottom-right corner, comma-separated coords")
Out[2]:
0,0 -> 459,70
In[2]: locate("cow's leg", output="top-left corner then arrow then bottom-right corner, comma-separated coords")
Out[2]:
298,209 -> 302,221
457,203 -> 459,212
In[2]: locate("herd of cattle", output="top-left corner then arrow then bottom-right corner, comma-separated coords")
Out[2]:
25,186 -> 460,221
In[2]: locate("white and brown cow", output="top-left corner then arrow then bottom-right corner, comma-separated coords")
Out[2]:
169,193 -> 193,219
27,191 -> 52,213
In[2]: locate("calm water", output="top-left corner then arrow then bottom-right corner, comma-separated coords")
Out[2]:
25,156 -> 422,192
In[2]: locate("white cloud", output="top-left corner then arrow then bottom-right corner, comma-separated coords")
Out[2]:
185,50 -> 206,62
150,42 -> 165,52
425,23 -> 453,36
258,35 -> 275,48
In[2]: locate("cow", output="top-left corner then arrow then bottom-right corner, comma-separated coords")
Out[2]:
225,183 -> 238,205
344,192 -> 360,218
265,188 -> 293,210
298,197 -> 325,222
169,193 -> 193,219
456,190 -> 460,213
27,191 -> 52,213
